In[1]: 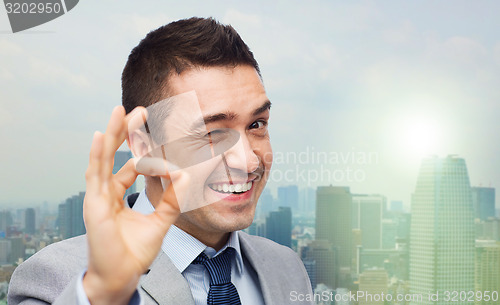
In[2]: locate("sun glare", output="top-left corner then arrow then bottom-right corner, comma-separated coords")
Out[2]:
403,117 -> 441,157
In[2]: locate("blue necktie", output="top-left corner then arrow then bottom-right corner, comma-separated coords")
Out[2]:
193,247 -> 242,305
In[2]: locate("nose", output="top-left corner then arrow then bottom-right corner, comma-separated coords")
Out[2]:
223,132 -> 260,174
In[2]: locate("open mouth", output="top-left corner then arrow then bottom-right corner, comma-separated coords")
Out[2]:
208,181 -> 253,194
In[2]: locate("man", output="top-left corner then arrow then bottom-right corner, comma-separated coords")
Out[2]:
8,17 -> 313,305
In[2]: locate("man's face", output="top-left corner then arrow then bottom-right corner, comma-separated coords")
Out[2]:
162,65 -> 272,235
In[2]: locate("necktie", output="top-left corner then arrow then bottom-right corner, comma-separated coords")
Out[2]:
193,247 -> 242,305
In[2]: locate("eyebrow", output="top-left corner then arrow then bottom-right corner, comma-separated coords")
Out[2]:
190,100 -> 272,131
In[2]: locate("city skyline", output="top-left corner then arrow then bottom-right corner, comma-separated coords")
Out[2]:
1,154 -> 498,304
1,1 -> 499,210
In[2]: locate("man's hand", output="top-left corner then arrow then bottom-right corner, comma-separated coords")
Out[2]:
82,106 -> 180,305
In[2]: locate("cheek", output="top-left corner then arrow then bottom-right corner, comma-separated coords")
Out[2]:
259,141 -> 273,170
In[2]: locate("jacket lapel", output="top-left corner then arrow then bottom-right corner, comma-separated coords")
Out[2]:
140,251 -> 195,305
239,232 -> 283,305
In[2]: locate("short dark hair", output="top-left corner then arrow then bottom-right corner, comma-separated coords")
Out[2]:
121,17 -> 261,114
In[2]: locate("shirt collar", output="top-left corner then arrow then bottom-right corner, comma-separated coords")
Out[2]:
131,190 -> 244,275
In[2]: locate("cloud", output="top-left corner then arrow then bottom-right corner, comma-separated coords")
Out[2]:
0,39 -> 90,88
426,35 -> 488,67
222,8 -> 262,29
109,13 -> 174,38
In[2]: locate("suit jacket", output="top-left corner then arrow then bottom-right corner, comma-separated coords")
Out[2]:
8,196 -> 314,305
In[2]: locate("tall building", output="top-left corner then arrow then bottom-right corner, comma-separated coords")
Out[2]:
475,240 -> 500,305
58,192 -> 86,239
257,188 -> 275,217
0,211 -> 13,233
304,240 -> 338,289
0,240 -> 10,264
114,150 -> 137,198
265,207 -> 292,248
299,187 -> 316,213
9,236 -> 25,264
409,156 -> 475,305
277,185 -> 299,211
24,208 -> 36,235
358,268 -> 388,305
316,186 -> 352,270
352,194 -> 386,249
382,218 -> 398,249
390,200 -> 404,212
471,187 -> 496,221
302,258 -> 317,290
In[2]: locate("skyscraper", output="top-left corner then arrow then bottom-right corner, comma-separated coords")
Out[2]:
278,185 -> 299,211
9,236 -> 25,264
114,150 -> 137,198
358,268 -> 388,305
265,207 -> 292,248
474,240 -> 500,305
304,240 -> 338,289
299,187 -> 316,214
256,188 -> 275,217
24,208 -> 36,235
0,210 -> 13,233
316,186 -> 352,271
409,156 -> 475,305
471,187 -> 496,221
58,192 -> 86,239
352,194 -> 386,249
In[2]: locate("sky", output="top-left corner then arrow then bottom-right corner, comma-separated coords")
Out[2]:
0,0 -> 499,210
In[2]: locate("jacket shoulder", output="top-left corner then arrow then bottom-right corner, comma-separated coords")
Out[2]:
238,231 -> 303,266
8,235 -> 88,304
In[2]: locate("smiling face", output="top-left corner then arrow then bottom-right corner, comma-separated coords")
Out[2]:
146,65 -> 272,246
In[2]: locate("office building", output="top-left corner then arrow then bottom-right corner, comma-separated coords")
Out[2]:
304,240 -> 337,289
58,192 -> 86,239
316,186 -> 352,269
299,187 -> 316,213
472,187 -> 496,221
0,211 -> 13,233
265,207 -> 292,248
9,236 -> 25,264
0,240 -> 10,264
475,240 -> 500,305
256,188 -> 275,217
352,194 -> 386,249
409,156 -> 475,305
278,185 -> 299,211
390,200 -> 404,212
358,268 -> 388,305
24,208 -> 36,235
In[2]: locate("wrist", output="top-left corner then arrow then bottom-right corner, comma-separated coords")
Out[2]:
83,270 -> 139,305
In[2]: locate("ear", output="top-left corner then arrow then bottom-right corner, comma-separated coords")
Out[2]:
127,129 -> 154,158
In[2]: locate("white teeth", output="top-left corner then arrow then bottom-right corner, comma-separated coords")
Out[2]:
209,181 -> 254,193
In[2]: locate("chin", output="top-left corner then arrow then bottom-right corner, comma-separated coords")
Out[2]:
209,203 -> 256,232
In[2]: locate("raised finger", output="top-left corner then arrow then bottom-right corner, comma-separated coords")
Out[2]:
101,106 -> 128,178
114,158 -> 140,196
85,131 -> 104,197
148,180 -> 180,234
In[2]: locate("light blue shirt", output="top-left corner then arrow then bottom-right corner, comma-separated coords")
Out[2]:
77,189 -> 265,305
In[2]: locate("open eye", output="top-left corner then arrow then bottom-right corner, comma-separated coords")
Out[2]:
249,120 -> 267,129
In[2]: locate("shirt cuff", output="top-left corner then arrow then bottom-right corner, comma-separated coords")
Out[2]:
76,270 -> 143,305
